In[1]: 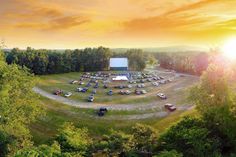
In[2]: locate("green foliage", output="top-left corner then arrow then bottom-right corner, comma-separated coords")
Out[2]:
0,59 -> 44,155
126,49 -> 146,71
131,123 -> 158,153
14,141 -> 61,157
158,117 -> 221,157
155,150 -> 183,157
56,122 -> 92,156
95,129 -> 134,156
155,52 -> 208,75
189,64 -> 236,153
6,47 -> 147,75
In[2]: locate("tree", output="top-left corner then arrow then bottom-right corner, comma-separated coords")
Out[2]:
56,122 -> 92,156
131,123 -> 158,155
126,49 -> 146,71
14,141 -> 61,157
158,117 -> 221,157
189,63 -> 236,154
154,150 -> 183,157
94,129 -> 134,156
0,50 -> 43,155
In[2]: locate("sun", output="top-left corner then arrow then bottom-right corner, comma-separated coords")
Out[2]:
222,38 -> 236,60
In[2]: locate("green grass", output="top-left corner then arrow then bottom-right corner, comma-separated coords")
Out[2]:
30,96 -> 198,145
37,71 -> 198,105
30,71 -> 199,145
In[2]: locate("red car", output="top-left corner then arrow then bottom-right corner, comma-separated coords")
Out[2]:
54,89 -> 63,95
164,103 -> 176,112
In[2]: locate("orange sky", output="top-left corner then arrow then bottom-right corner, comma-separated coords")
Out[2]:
0,0 -> 236,49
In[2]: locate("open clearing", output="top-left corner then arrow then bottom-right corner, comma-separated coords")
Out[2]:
31,69 -> 199,144
36,69 -> 199,111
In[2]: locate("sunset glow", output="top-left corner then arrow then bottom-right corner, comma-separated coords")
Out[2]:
1,0 -> 236,49
222,38 -> 236,60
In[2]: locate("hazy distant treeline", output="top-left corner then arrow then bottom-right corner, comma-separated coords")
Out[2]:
154,52 -> 209,75
5,47 -> 146,75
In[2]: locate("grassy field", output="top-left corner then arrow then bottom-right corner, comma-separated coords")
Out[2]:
31,70 -> 199,145
30,96 -> 199,145
37,70 -> 198,106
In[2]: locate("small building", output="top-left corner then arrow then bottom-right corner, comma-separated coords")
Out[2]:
109,58 -> 128,71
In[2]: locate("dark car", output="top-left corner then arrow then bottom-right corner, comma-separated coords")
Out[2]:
81,88 -> 88,93
107,90 -> 113,96
86,83 -> 91,87
88,95 -> 94,102
103,84 -> 108,89
94,83 -> 99,88
97,107 -> 108,116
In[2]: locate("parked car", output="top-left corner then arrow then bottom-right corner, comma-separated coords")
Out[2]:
97,107 -> 108,116
141,84 -> 145,88
86,83 -> 91,87
119,85 -> 125,89
164,103 -> 176,112
135,89 -> 141,95
103,84 -> 108,89
94,83 -> 99,88
152,82 -> 159,86
125,90 -> 131,95
107,90 -> 113,96
140,79 -> 145,83
77,87 -> 83,92
54,89 -> 63,95
157,93 -> 167,99
88,95 -> 94,102
141,90 -> 147,94
70,80 -> 78,84
64,92 -> 72,97
81,88 -> 88,93
119,90 -> 125,95
92,89 -> 97,94
127,84 -> 132,88
79,81 -> 84,85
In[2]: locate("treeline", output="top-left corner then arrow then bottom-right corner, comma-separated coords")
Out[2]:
5,47 -> 146,75
154,52 -> 209,75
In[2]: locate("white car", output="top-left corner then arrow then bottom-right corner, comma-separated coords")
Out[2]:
65,92 -> 72,97
71,80 -> 78,84
152,82 -> 159,86
141,90 -> 147,94
77,87 -> 83,92
157,93 -> 167,99
127,84 -> 132,88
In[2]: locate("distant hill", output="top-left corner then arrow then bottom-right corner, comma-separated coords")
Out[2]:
3,45 -> 208,53
112,45 -> 208,53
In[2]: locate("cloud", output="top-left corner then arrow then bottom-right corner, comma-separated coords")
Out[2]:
164,0 -> 218,16
14,15 -> 90,30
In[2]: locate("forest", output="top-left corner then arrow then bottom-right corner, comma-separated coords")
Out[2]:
5,46 -> 212,76
5,47 -> 146,75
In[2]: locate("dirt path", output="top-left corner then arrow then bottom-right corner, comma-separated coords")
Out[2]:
33,87 -> 164,111
34,86 -> 194,111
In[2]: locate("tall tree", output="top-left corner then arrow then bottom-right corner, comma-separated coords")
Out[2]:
0,52 -> 43,155
189,63 -> 236,154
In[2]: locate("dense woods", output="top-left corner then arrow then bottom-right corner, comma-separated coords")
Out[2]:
154,52 -> 209,75
5,47 -> 146,75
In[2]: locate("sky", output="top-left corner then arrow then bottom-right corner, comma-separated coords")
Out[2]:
0,0 -> 236,49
